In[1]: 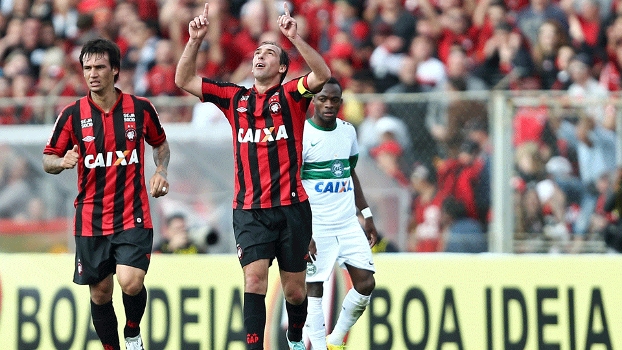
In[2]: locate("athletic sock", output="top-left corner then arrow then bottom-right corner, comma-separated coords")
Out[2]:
244,292 -> 266,350
286,296 -> 308,342
327,288 -> 371,345
91,300 -> 120,350
122,286 -> 147,338
306,296 -> 327,350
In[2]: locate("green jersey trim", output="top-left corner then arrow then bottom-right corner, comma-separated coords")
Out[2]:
307,118 -> 337,131
301,159 -> 351,179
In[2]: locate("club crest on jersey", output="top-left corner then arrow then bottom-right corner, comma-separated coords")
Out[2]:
81,118 -> 93,128
238,125 -> 288,143
84,149 -> 139,168
269,102 -> 281,114
331,160 -> 345,177
126,127 -> 137,141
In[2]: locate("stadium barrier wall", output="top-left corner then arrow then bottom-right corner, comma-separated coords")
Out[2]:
1,253 -> 621,350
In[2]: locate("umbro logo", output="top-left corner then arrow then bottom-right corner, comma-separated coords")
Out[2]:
236,107 -> 248,113
82,136 -> 95,142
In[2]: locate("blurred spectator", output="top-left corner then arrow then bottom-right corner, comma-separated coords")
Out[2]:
472,0 -> 514,65
0,156 -> 35,219
341,69 -> 375,126
552,44 -> 576,90
474,20 -> 534,88
409,34 -> 447,92
120,19 -> 159,96
0,17 -> 24,63
531,20 -> 570,89
567,53 -> 608,121
443,46 -> 488,91
369,130 -> 411,187
436,6 -> 480,64
407,163 -> 444,252
437,140 -> 486,221
440,196 -> 487,253
431,77 -> 488,158
153,213 -> 206,254
364,0 -> 416,54
465,119 -> 492,225
368,22 -> 403,92
358,99 -> 412,157
52,0 -> 80,39
565,0 -> 603,60
599,37 -> 622,91
385,56 -> 438,168
516,0 -> 569,49
385,56 -> 421,94
145,39 -> 182,96
573,110 -> 617,236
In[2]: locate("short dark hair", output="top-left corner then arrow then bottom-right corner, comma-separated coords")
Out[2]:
259,41 -> 289,83
324,77 -> 342,91
79,38 -> 121,82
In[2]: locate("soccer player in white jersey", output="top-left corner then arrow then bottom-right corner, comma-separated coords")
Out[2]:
301,77 -> 377,349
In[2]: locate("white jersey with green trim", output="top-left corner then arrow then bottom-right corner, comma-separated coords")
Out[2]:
302,118 -> 361,236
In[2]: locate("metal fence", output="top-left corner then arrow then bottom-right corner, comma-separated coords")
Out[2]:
1,91 -> 620,254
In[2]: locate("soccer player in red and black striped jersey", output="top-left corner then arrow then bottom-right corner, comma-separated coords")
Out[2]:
175,3 -> 330,350
43,38 -> 170,350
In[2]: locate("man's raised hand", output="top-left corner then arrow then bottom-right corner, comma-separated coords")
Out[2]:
278,2 -> 297,40
189,2 -> 210,40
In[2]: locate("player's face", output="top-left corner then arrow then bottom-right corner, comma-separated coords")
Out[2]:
312,83 -> 342,127
252,44 -> 285,80
82,52 -> 118,93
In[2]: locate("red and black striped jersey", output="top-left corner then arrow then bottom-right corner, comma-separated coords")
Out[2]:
201,76 -> 314,209
43,90 -> 166,236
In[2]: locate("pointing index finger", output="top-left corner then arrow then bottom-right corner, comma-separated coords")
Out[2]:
203,2 -> 209,18
283,2 -> 290,16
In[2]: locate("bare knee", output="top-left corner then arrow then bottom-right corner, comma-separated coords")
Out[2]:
90,276 -> 114,304
306,282 -> 323,298
243,261 -> 270,294
353,274 -> 375,296
118,278 -> 144,296
284,285 -> 307,305
116,266 -> 145,296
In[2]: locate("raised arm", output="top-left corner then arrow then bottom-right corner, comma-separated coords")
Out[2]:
277,3 -> 330,91
175,2 -> 211,98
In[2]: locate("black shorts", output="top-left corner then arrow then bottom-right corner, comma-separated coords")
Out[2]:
233,201 -> 313,272
73,228 -> 153,285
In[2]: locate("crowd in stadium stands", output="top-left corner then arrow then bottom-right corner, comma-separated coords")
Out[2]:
1,0 -> 621,252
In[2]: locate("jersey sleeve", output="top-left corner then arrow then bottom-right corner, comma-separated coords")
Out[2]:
201,78 -> 242,110
348,122 -> 359,168
43,104 -> 75,157
296,75 -> 316,97
142,99 -> 167,147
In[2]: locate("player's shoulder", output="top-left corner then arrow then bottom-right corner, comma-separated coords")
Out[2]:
336,119 -> 356,134
337,119 -> 354,128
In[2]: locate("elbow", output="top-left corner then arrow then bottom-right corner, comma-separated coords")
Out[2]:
174,75 -> 186,90
318,67 -> 331,85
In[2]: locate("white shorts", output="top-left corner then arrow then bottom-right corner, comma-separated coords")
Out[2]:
306,230 -> 375,283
